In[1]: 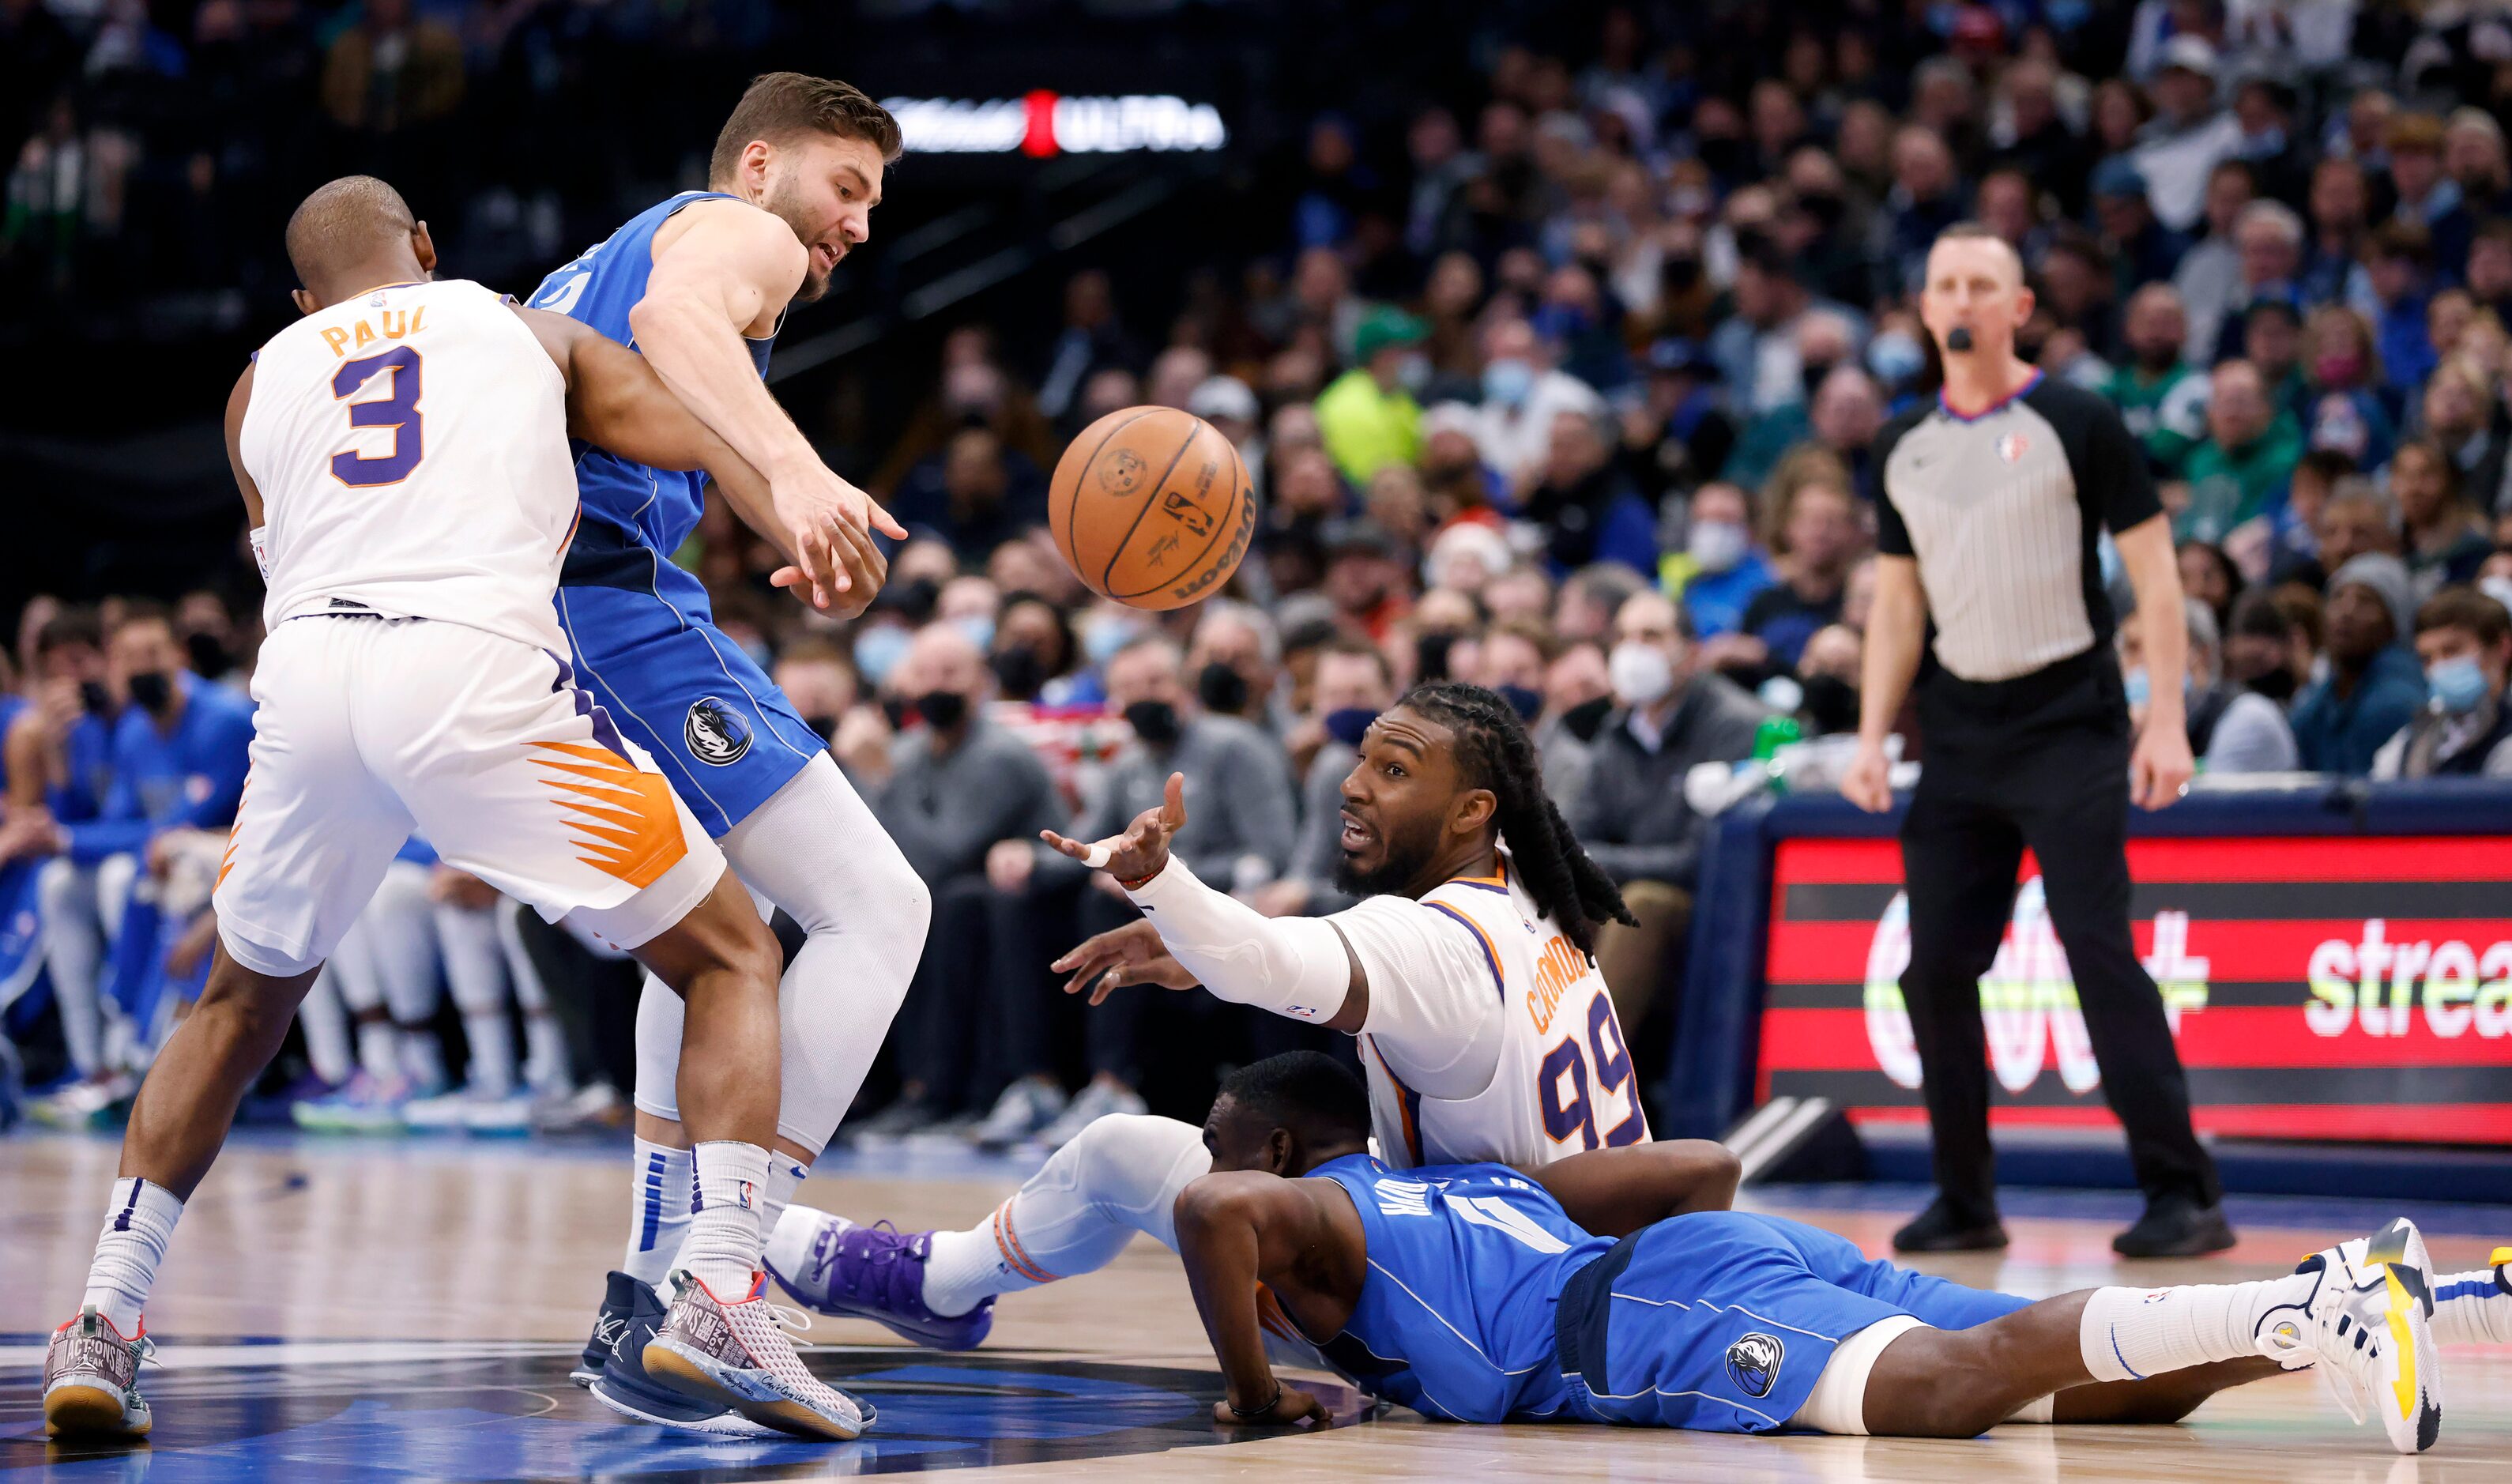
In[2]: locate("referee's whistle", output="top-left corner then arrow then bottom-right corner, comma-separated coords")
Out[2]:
1945,326 -> 1975,352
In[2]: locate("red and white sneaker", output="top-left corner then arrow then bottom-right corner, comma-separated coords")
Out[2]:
43,1306 -> 153,1439
640,1269 -> 874,1441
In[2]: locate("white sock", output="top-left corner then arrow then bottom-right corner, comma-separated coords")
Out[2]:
623,1138 -> 695,1287
684,1140 -> 770,1295
399,1027 -> 446,1091
296,977 -> 353,1086
461,1014 -> 516,1098
2080,1273 -> 2321,1382
522,1013 -> 570,1094
920,1112 -> 1210,1318
2432,1262 -> 2512,1346
759,1155 -> 808,1236
83,1178 -> 183,1334
354,1019 -> 398,1082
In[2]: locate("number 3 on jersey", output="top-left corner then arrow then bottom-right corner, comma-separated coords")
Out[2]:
1539,994 -> 1646,1149
331,346 -> 424,487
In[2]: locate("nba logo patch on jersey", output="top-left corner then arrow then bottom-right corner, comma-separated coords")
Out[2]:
684,697 -> 751,765
1726,1332 -> 1783,1399
1994,431 -> 2031,463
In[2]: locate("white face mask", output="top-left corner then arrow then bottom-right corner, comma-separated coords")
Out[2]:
2481,574 -> 2512,617
1609,641 -> 1675,707
1689,519 -> 1751,574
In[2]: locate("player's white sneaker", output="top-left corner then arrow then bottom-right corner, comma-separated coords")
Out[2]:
640,1268 -> 875,1441
2295,1218 -> 2442,1453
42,1307 -> 153,1439
401,1085 -> 488,1131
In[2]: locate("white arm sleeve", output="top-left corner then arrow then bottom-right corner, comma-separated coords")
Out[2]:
1124,857 -> 1351,1025
1326,895 -> 1505,1101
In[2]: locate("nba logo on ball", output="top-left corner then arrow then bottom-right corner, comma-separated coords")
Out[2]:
684,697 -> 751,766
1726,1333 -> 1784,1398
1995,431 -> 2031,463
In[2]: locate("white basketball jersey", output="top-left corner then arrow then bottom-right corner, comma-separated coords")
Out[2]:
1361,857 -> 1651,1170
240,278 -> 576,653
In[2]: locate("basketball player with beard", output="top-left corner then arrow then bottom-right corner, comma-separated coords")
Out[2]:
767,682 -> 1681,1360
532,75 -> 935,1435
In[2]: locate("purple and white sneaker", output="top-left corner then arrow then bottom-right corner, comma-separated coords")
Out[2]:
766,1211 -> 994,1350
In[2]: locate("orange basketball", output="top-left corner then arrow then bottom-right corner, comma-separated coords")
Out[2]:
1048,405 -> 1256,611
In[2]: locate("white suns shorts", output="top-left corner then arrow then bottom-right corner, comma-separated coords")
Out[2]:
213,614 -> 725,976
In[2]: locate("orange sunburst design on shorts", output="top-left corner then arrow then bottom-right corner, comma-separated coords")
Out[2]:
528,741 -> 687,888
217,775 -> 252,888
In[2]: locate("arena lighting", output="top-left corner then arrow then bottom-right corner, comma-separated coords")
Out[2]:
883,92 -> 1228,156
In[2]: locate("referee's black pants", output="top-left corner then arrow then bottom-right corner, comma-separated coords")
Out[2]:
1898,646 -> 2221,1222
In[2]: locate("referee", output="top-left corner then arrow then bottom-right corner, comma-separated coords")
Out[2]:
1842,224 -> 2232,1259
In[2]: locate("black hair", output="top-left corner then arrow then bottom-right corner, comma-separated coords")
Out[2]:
1218,1052 -> 1369,1147
1395,680 -> 1634,956
37,607 -> 104,657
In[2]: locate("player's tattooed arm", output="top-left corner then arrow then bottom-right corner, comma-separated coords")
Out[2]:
1173,1173 -> 1346,1429
1528,1141 -> 1743,1238
223,362 -> 265,530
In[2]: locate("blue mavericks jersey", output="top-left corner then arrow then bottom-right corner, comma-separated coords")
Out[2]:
1312,1154 -> 1608,1423
527,191 -> 776,596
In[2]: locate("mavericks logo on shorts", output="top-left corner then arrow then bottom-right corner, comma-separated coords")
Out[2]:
1726,1332 -> 1784,1399
684,697 -> 752,766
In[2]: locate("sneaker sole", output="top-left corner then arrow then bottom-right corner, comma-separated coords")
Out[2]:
43,1381 -> 148,1439
2363,1218 -> 2442,1453
589,1377 -> 782,1437
640,1337 -> 868,1441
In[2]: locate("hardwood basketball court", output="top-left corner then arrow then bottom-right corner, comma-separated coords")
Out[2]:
4,1131 -> 2507,1480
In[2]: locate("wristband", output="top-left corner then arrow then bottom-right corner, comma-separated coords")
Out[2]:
1227,1383 -> 1283,1420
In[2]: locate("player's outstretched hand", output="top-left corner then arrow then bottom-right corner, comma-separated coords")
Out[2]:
1041,770 -> 1187,885
1211,1386 -> 1329,1429
1052,918 -> 1198,1004
770,504 -> 887,620
769,461 -> 908,609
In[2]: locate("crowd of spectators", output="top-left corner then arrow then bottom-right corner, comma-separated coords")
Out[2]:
14,0 -> 2512,1143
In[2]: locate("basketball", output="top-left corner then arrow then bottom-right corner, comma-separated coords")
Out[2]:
1048,405 -> 1256,611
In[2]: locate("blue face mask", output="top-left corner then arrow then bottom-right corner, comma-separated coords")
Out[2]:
1482,358 -> 1535,408
2428,656 -> 2490,714
2122,666 -> 2150,707
1324,706 -> 1379,748
1083,618 -> 1139,669
1867,330 -> 1925,387
954,614 -> 996,654
853,624 -> 911,687
1495,683 -> 1544,723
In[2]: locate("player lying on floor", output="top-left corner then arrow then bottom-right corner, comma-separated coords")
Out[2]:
1174,1053 -> 2449,1453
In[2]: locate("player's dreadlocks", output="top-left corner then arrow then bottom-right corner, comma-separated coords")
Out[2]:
1399,680 -> 1635,958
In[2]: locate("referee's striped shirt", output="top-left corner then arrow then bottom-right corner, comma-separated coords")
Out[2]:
1874,371 -> 2163,683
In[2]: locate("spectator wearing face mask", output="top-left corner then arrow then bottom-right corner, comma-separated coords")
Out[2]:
24,603 -> 254,1116
2371,587 -> 2512,778
2119,597 -> 2298,774
1254,638 -> 1395,922
1537,635 -> 1614,815
1315,306 -> 1430,485
842,622 -> 1071,1141
1188,599 -> 1289,738
2297,305 -> 2394,472
985,594 -> 1119,812
1028,634 -> 1297,1139
1794,623 -> 1864,737
2292,553 -> 2431,776
2221,587 -> 2311,706
1570,591 -> 1769,1030
770,638 -> 860,748
1471,315 -> 1605,488
1659,481 -> 1776,638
